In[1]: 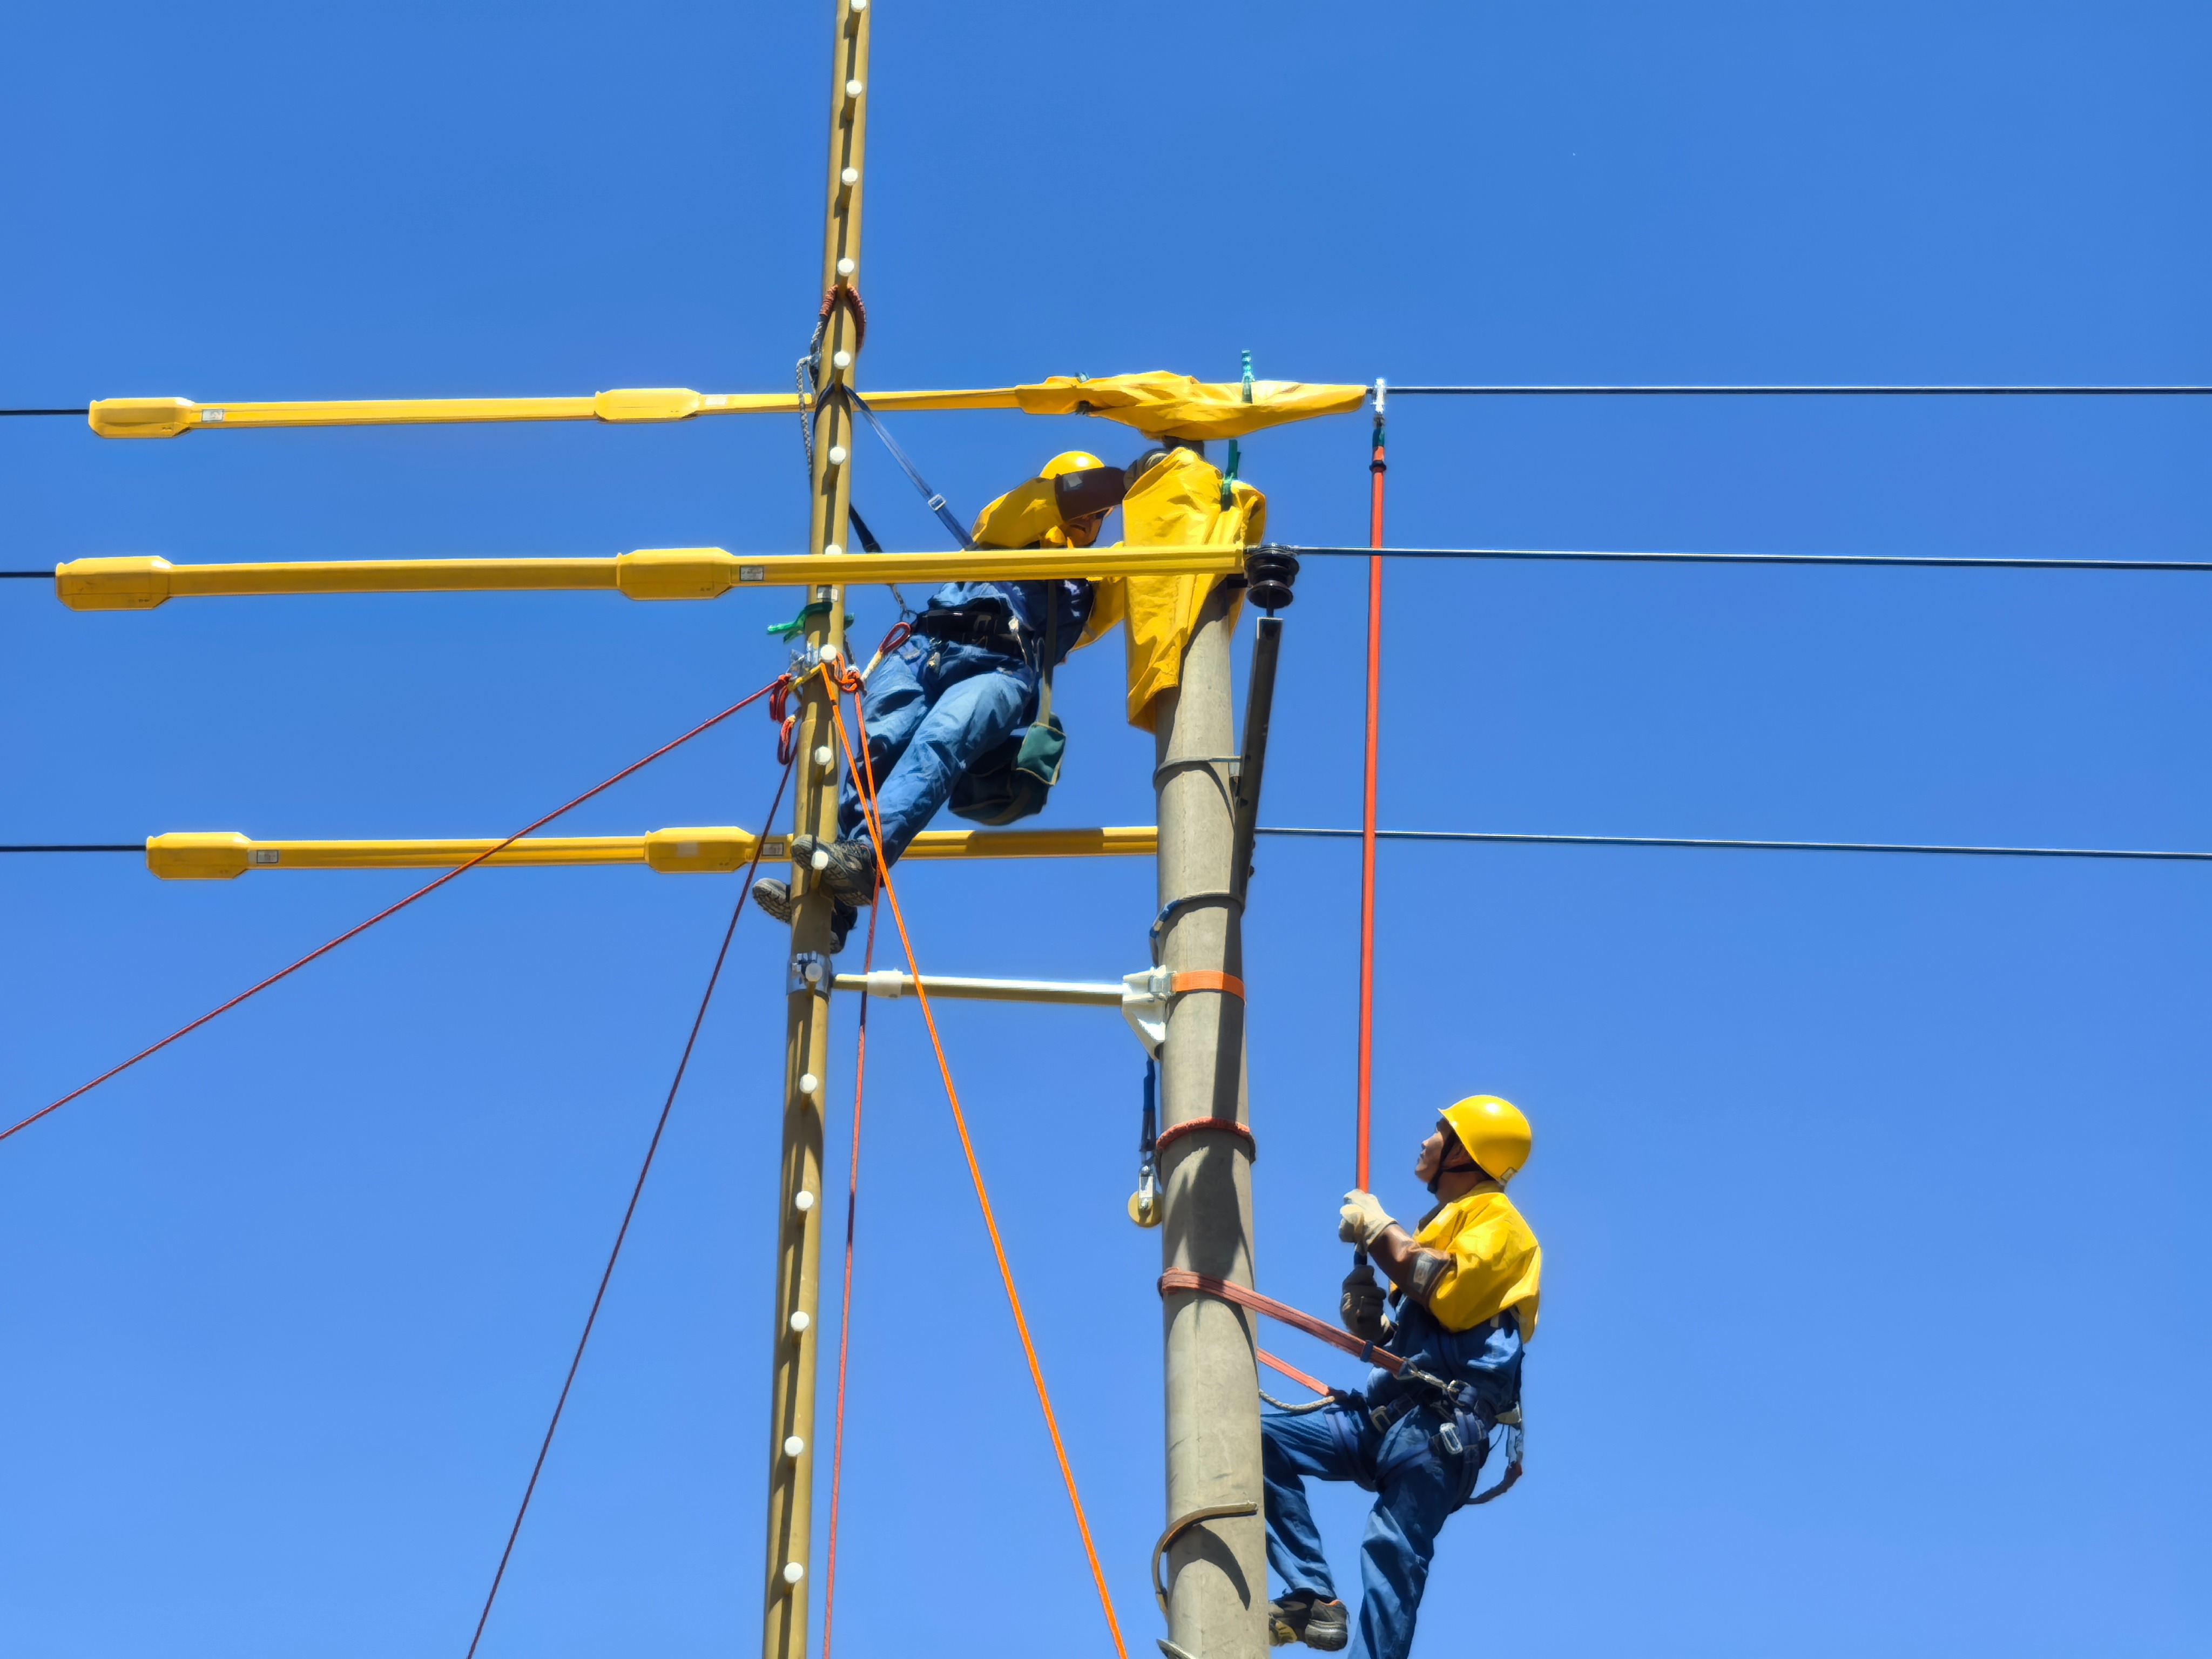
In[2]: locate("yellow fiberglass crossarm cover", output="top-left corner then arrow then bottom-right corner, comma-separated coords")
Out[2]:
1014,372 -> 1367,441
1411,1188 -> 1543,1339
1080,447 -> 1264,732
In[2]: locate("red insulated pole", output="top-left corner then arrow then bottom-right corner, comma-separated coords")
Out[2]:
1357,381 -> 1386,1192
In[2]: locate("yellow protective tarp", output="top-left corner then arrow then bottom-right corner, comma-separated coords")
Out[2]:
1079,448 -> 1265,731
1014,372 -> 1367,441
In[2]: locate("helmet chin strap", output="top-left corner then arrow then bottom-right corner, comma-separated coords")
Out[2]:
1425,1152 -> 1488,1196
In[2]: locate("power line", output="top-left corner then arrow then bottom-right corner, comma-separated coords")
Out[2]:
2,571 -> 52,579
10,832 -> 2204,865
1387,385 -> 2212,396
0,408 -> 87,417
1283,544 -> 2212,573
0,677 -> 787,1148
1255,827 -> 2212,863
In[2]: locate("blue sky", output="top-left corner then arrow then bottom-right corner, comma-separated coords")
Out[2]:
3,4 -> 2207,1656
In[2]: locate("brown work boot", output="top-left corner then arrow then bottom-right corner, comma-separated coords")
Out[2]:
1268,1594 -> 1347,1651
748,878 -> 857,952
788,834 -> 878,905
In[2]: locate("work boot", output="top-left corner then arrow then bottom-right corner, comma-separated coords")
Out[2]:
748,879 -> 858,953
1268,1594 -> 1348,1651
788,833 -> 879,906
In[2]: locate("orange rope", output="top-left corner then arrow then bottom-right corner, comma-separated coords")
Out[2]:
826,672 -> 1130,1659
821,734 -> 889,1659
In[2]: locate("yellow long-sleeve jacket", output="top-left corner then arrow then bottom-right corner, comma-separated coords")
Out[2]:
1408,1186 -> 1542,1339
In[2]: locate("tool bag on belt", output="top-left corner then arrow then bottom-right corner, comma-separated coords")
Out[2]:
949,587 -> 1067,826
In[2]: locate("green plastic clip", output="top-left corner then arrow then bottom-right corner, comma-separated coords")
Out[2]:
1222,350 -> 1256,509
767,598 -> 857,640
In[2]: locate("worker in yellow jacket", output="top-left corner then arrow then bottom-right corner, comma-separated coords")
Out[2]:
760,443 -> 1265,949
1262,1097 -> 1542,1659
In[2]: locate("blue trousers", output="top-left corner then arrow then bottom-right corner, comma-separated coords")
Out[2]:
838,637 -> 1036,863
1262,1404 -> 1471,1659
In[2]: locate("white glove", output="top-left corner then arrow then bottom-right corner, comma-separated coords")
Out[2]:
1337,1189 -> 1395,1249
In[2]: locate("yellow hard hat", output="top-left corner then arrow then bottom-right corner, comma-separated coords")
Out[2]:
1438,1095 -> 1532,1184
1043,449 -> 1127,520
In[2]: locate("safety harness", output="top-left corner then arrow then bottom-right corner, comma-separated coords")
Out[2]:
947,579 -> 1068,826
1156,1271 -> 1525,1509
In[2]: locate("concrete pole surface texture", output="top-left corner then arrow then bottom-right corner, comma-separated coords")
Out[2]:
1155,582 -> 1267,1659
765,4 -> 870,1658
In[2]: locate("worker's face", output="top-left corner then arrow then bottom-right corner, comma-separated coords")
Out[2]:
1063,509 -> 1109,548
1413,1123 -> 1449,1184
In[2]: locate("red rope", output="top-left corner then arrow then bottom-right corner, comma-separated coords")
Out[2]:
462,757 -> 794,1659
827,671 -> 1130,1659
821,715 -> 890,1659
1,678 -> 790,1148
1357,415 -> 1386,1190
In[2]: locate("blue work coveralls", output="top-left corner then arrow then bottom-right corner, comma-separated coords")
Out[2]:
1262,1297 -> 1524,1659
838,578 -> 1091,862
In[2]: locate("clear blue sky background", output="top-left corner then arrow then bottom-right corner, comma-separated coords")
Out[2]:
3,4 -> 2207,1656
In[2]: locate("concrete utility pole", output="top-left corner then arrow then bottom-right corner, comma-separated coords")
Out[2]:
1155,583 -> 1268,1659
765,3 -> 870,1658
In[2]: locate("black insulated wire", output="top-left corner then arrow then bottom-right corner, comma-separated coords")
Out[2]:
0,408 -> 88,416
1282,545 -> 2212,573
1386,385 -> 2212,396
1255,828 -> 2212,863
0,845 -> 140,854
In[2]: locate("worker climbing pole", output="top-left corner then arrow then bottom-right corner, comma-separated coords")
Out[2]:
763,4 -> 871,1657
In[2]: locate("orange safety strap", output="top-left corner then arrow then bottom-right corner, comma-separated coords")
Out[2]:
828,673 -> 1130,1659
1157,1270 -> 1407,1377
1257,1348 -> 1335,1398
1169,969 -> 1245,999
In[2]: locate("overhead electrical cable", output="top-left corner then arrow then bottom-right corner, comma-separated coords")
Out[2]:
1387,384 -> 2212,396
8,826 -> 2209,864
1256,827 -> 2212,862
463,758 -> 793,1659
1285,545 -> 2212,572
0,408 -> 87,417
0,676 -> 789,1147
0,844 -> 140,853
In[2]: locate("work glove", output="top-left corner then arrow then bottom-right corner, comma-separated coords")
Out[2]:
1337,1189 -> 1395,1249
1339,1265 -> 1387,1343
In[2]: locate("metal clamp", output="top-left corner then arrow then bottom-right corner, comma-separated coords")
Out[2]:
787,953 -> 830,995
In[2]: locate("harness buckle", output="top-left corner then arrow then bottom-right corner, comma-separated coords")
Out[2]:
1436,1421 -> 1465,1458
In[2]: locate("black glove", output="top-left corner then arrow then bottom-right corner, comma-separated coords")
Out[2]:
1339,1265 -> 1386,1343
